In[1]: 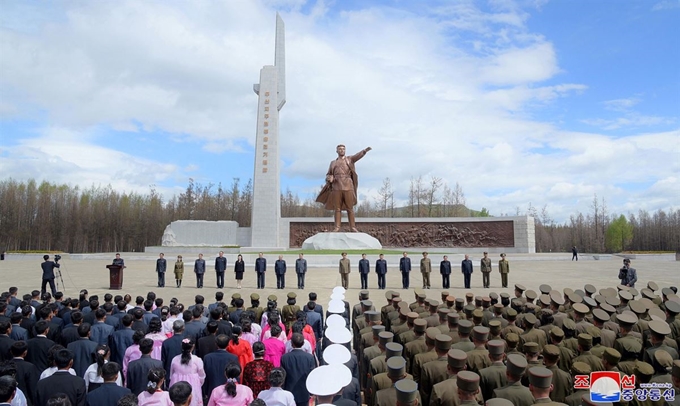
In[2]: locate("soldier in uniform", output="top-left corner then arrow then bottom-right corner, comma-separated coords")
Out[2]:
514,284 -> 527,306
479,340 -> 507,402
592,309 -> 616,348
394,378 -> 419,406
352,292 -> 372,323
457,371 -> 483,406
443,312 -> 460,344
644,320 -> 679,364
420,252 -> 432,289
493,354 -> 534,406
573,333 -> 604,372
419,335 -> 454,405
520,313 -> 548,353
522,342 -> 542,387
430,349 -> 484,406
368,349 -> 413,406
498,253 -> 510,288
339,252 -> 351,289
527,366 -> 568,406
541,344 -> 572,404
467,326 -> 491,374
424,301 -> 440,328
392,310 -> 415,340
614,313 -> 642,362
411,328 -> 440,383
452,320 -> 475,352
246,293 -> 264,324
505,333 -> 522,355
404,319 -> 428,372
435,308 -> 451,333
481,252 -> 492,288
281,292 -> 300,332
396,312 -> 419,346
381,291 -> 396,323
501,308 -> 524,339
375,357 -> 420,406
363,331 -> 394,390
573,303 -> 593,335
564,362 -> 591,406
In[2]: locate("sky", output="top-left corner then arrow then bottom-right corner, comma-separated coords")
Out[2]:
1,0 -> 678,223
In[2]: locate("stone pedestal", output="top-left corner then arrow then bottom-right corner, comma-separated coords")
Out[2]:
302,232 -> 382,251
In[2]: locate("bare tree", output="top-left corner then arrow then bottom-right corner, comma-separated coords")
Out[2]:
376,177 -> 394,218
426,176 -> 443,217
452,182 -> 468,217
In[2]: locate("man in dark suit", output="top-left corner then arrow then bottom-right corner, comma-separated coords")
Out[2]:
162,320 -> 185,378
67,323 -> 98,378
399,252 -> 411,289
280,333 -> 316,406
358,254 -> 370,290
10,341 -> 40,406
183,309 -> 205,343
36,349 -> 86,406
90,308 -> 114,346
461,254 -> 473,289
197,322 -> 219,359
85,362 -> 131,406
0,375 -> 17,406
375,254 -> 387,290
109,314 -> 135,366
8,314 -> 27,342
26,320 -> 55,372
61,311 -> 83,347
214,251 -> 226,289
203,335 -> 238,398
440,255 -> 452,289
40,254 -> 60,296
255,252 -> 267,289
131,308 -> 149,334
0,322 -> 14,362
126,338 -> 162,395
157,253 -> 168,288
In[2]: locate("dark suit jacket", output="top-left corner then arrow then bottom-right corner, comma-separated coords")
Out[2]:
0,335 -> 15,361
203,349 -> 239,397
126,355 -> 163,395
36,370 -> 86,406
375,259 -> 387,275
131,320 -> 149,334
162,334 -> 184,378
197,334 -> 218,360
67,338 -> 99,377
26,335 -> 55,372
90,321 -> 114,346
280,349 -> 316,404
85,382 -> 132,406
255,257 -> 266,273
109,327 -> 135,366
400,257 -> 411,272
61,325 -> 81,347
184,320 -> 204,342
10,324 -> 28,342
12,357 -> 40,405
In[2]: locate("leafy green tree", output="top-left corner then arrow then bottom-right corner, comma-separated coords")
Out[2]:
605,215 -> 633,252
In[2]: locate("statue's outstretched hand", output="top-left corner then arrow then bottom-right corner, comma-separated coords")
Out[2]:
365,147 -> 372,152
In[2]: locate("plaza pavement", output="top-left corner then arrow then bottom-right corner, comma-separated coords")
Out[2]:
1,253 -> 678,305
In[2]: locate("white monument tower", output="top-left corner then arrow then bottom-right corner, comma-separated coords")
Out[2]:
251,14 -> 286,248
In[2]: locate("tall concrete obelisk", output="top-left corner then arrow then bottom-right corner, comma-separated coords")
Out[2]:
250,14 -> 285,248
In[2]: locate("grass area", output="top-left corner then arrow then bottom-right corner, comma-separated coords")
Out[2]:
260,249 -> 409,255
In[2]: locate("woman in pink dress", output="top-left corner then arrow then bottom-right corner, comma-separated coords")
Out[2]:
260,315 -> 286,342
240,320 -> 258,347
146,318 -> 167,361
123,330 -> 146,381
262,324 -> 286,367
137,367 -> 172,406
169,338 -> 206,406
226,326 -> 253,377
207,362 -> 254,406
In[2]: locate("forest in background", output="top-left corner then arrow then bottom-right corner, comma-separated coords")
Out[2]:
1,177 -> 678,253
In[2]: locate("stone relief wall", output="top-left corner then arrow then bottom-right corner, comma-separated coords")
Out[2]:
289,221 -> 514,248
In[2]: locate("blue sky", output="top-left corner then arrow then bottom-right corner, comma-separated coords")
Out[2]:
1,0 -> 678,222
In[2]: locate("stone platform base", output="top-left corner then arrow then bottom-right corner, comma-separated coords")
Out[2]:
302,232 -> 382,250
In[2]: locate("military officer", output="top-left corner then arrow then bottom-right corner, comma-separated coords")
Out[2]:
498,253 -> 510,288
411,328 -> 440,383
467,326 -> 491,374
643,320 -> 679,364
419,334 -> 454,405
541,345 -> 572,404
527,366 -> 568,406
443,312 -> 460,344
457,371 -> 483,406
613,313 -> 642,362
368,349 -> 413,406
430,349 -> 485,406
375,357 -> 420,406
281,292 -> 300,331
363,331 -> 393,390
592,309 -> 617,348
492,354 -> 534,406
479,340 -> 507,402
395,378 -> 419,406
573,333 -> 604,372
520,312 -> 548,353
564,362 -> 591,406
420,252 -> 432,289
339,252 -> 351,289
481,251 -> 492,288
403,319 -> 428,371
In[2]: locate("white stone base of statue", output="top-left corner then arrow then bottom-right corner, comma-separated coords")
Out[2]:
302,232 -> 382,250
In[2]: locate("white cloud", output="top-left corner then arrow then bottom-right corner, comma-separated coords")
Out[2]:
652,0 -> 680,10
603,97 -> 640,112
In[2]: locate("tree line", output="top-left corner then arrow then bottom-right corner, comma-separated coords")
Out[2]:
0,178 -> 677,253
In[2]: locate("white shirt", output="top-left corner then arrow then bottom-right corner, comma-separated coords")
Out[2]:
11,388 -> 28,406
40,367 -> 76,380
257,387 -> 296,406
83,361 -> 123,390
284,339 -> 313,355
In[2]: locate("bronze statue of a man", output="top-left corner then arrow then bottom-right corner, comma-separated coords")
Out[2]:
316,144 -> 372,232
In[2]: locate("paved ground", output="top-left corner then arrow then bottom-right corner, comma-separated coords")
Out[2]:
1,254 -> 678,305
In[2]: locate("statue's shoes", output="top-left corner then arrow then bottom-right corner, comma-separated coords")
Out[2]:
332,227 -> 341,232
350,228 -> 359,232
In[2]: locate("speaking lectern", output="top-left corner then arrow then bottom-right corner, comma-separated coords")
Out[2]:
106,264 -> 124,290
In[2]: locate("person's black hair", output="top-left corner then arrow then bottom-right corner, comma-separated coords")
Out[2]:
92,344 -> 109,377
133,308 -> 144,320
95,308 -> 106,320
79,290 -> 88,302
252,341 -> 265,356
135,296 -> 144,305
241,319 -> 252,333
291,332 -> 304,348
38,306 -> 51,321
89,299 -> 99,310
266,301 -> 277,313
194,295 -> 204,304
101,362 -> 120,381
122,314 -> 133,327
307,301 -> 316,310
147,291 -> 156,301
0,360 -> 17,377
21,305 -> 32,317
46,344 -> 65,367
103,303 -> 114,313
268,368 -> 286,387
191,307 -> 202,319
234,298 -> 244,308
250,400 -> 266,406
43,254 -> 50,261
143,300 -> 153,311
169,381 -> 193,404
146,367 -> 165,394
308,292 -> 317,301
182,310 -> 192,322
35,320 -> 49,335
231,325 -> 241,346
206,321 -> 218,334
0,375 -> 17,403
104,293 -> 113,302
117,300 -> 127,311
116,393 -> 138,406
270,324 -> 282,338
148,318 -> 162,334
216,334 -> 229,350
181,338 -> 194,365
224,362 -> 241,397
45,393 -> 71,406
210,307 -> 222,320
155,298 -> 163,307
132,330 -> 146,344
139,338 -> 153,355
0,321 -> 9,335
54,349 -> 73,369
10,341 -> 28,358
77,323 -> 91,338
296,311 -> 306,322
215,292 -> 224,301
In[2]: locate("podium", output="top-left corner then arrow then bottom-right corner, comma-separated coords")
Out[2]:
106,265 -> 124,290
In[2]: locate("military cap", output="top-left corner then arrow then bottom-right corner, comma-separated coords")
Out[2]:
367,311 -> 381,322
325,327 -> 352,344
474,296 -> 483,307
407,312 -> 419,321
523,313 -> 537,325
525,290 -> 537,300
500,292 -> 510,299
250,293 -> 259,301
464,304 -> 476,316
603,348 -> 621,365
465,292 -> 474,299
232,293 -> 241,299
378,331 -> 394,345
629,288 -> 639,297
563,287 -> 574,296
488,320 -> 501,334
372,325 -> 386,336
634,361 -> 654,377
429,300 -> 439,311
586,326 -> 601,339
489,292 -> 499,300
662,287 -> 674,297
584,284 -> 597,295
628,300 -> 645,315
485,400 -> 514,406
393,297 -> 403,305
602,287 -> 618,298
446,295 -> 455,305
441,291 -> 449,298
425,328 -> 440,345
414,288 -> 425,296
540,309 -> 553,317
447,349 -> 467,369
647,281 -> 659,291
506,308 -> 517,318
472,309 -> 484,321
515,284 -> 526,292
525,303 -> 537,311
423,298 -> 432,307
446,312 -> 459,324
593,294 -> 606,305
286,292 -> 296,300
619,337 -> 642,355
267,294 -> 278,302
536,284 -> 550,295
575,289 -> 586,298
562,318 -> 576,331
524,342 -> 540,355
361,300 -> 373,309
583,296 -> 597,309
435,334 -> 453,351
387,356 -> 407,379
505,332 -> 520,344
616,312 -> 638,326
542,344 -> 560,359
577,334 -> 593,347
650,314 -> 664,322
528,367 -> 553,388
493,303 -> 504,311
506,354 -> 528,376
395,379 -> 418,403
457,319 -> 473,335
641,288 -> 656,300
332,286 -> 346,294
323,344 -> 351,365
606,296 -> 621,307
456,370 -> 480,393
600,303 -> 616,314
488,340 -> 505,356
306,365 -> 345,396
538,294 -> 550,306
326,314 -> 345,328
619,291 -> 633,302
413,319 -> 427,333
392,291 -> 401,298
568,293 -> 583,304
482,296 -> 491,305
385,342 -> 403,358
417,292 -> 427,300
649,307 -> 666,320
672,360 -> 680,379
550,327 -> 564,339
399,305 -> 410,317
437,308 -> 450,317
472,326 -> 490,342
455,297 -> 465,306
385,290 -> 395,299
571,362 -> 591,375
573,303 -> 589,315
592,309 -> 609,323
649,320 -> 671,336
653,350 -> 673,370
359,290 -> 369,299
617,284 -> 630,291
665,300 -> 680,314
